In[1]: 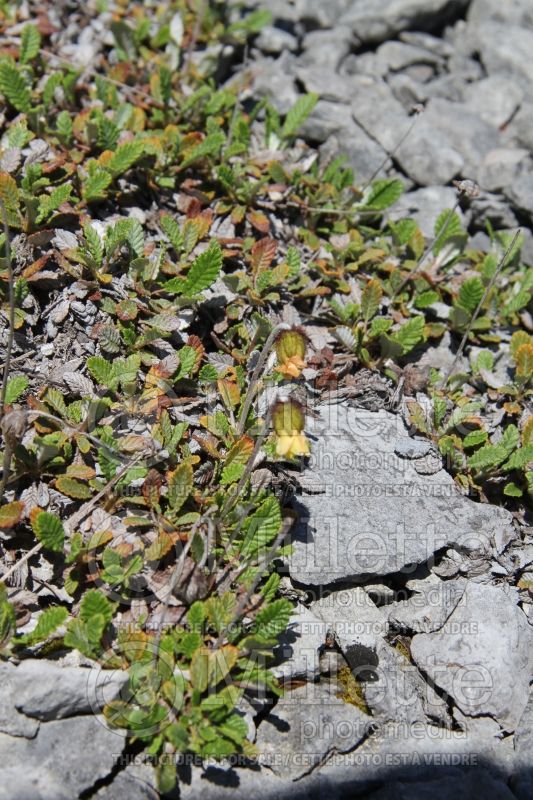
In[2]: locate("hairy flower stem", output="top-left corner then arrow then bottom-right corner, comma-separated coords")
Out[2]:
0,201 -> 14,414
439,229 -> 521,389
221,404 -> 273,520
237,322 -> 289,436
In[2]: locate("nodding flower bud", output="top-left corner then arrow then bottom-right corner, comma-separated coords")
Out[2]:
271,399 -> 310,458
274,327 -> 307,378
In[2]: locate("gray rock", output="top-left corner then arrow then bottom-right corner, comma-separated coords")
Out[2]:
249,54 -> 299,114
464,22 -> 533,91
375,40 -> 444,72
288,404 -> 513,586
11,659 -> 127,721
423,73 -> 467,102
364,771 -> 517,800
255,26 -> 298,55
395,120 -> 464,186
92,762 -> 157,800
296,0 -> 353,29
301,28 -> 353,71
0,663 -> 40,738
469,192 -> 519,231
462,76 -> 524,128
468,0 -> 533,27
411,583 -> 533,730
295,66 -> 354,104
311,588 -> 448,726
388,186 -> 461,239
399,30 -> 454,57
508,102 -> 533,150
394,437 -> 433,459
504,172 -> 533,220
319,123 -> 391,184
272,603 -> 327,682
0,716 -> 121,799
388,73 -> 429,109
388,575 -> 466,633
350,76 -> 408,152
478,147 -> 531,194
255,683 -> 370,779
339,0 -> 471,44
298,101 -> 354,143
421,98 -> 503,178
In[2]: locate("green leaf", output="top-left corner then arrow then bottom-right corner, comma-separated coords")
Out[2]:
220,462 -> 244,485
281,93 -> 318,139
286,245 -> 300,279
31,511 -> 64,553
176,345 -> 197,379
187,601 -> 206,630
462,430 -> 488,448
106,139 -> 144,177
56,476 -> 92,500
83,170 -> 112,202
504,481 -> 523,497
502,445 -> 533,471
433,210 -> 464,255
414,290 -> 440,309
241,496 -> 281,557
254,598 -> 292,639
168,463 -> 193,512
190,647 -> 210,692
160,215 -> 183,254
260,572 -> 280,602
393,315 -> 425,354
0,61 -> 32,113
364,179 -> 404,211
182,240 -> 223,297
16,606 -> 68,645
361,279 -> 382,323
82,223 -> 104,266
80,589 -> 115,625
5,375 -> 28,404
56,110 -> 73,144
19,24 -> 41,64
87,356 -> 114,386
457,277 -> 484,315
180,132 -> 225,169
36,183 -> 73,224
199,364 -> 218,382
468,444 -> 508,472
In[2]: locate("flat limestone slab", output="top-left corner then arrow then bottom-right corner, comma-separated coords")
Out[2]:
288,404 -> 512,586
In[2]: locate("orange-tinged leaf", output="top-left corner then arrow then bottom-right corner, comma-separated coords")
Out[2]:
217,377 -> 240,410
0,501 -> 24,528
186,334 -> 205,373
516,343 -> 533,378
522,416 -> 533,446
247,209 -> 270,234
142,469 -> 163,509
225,436 -> 254,467
145,532 -> 177,561
251,237 -> 277,275
56,476 -> 92,500
66,464 -> 96,480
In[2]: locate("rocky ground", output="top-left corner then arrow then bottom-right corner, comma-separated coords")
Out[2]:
0,0 -> 532,799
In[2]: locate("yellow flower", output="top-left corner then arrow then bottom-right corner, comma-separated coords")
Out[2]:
275,328 -> 307,379
272,399 -> 309,458
275,432 -> 310,458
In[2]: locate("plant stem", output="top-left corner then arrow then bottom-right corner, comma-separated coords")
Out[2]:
237,322 -> 289,436
0,201 -> 14,414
